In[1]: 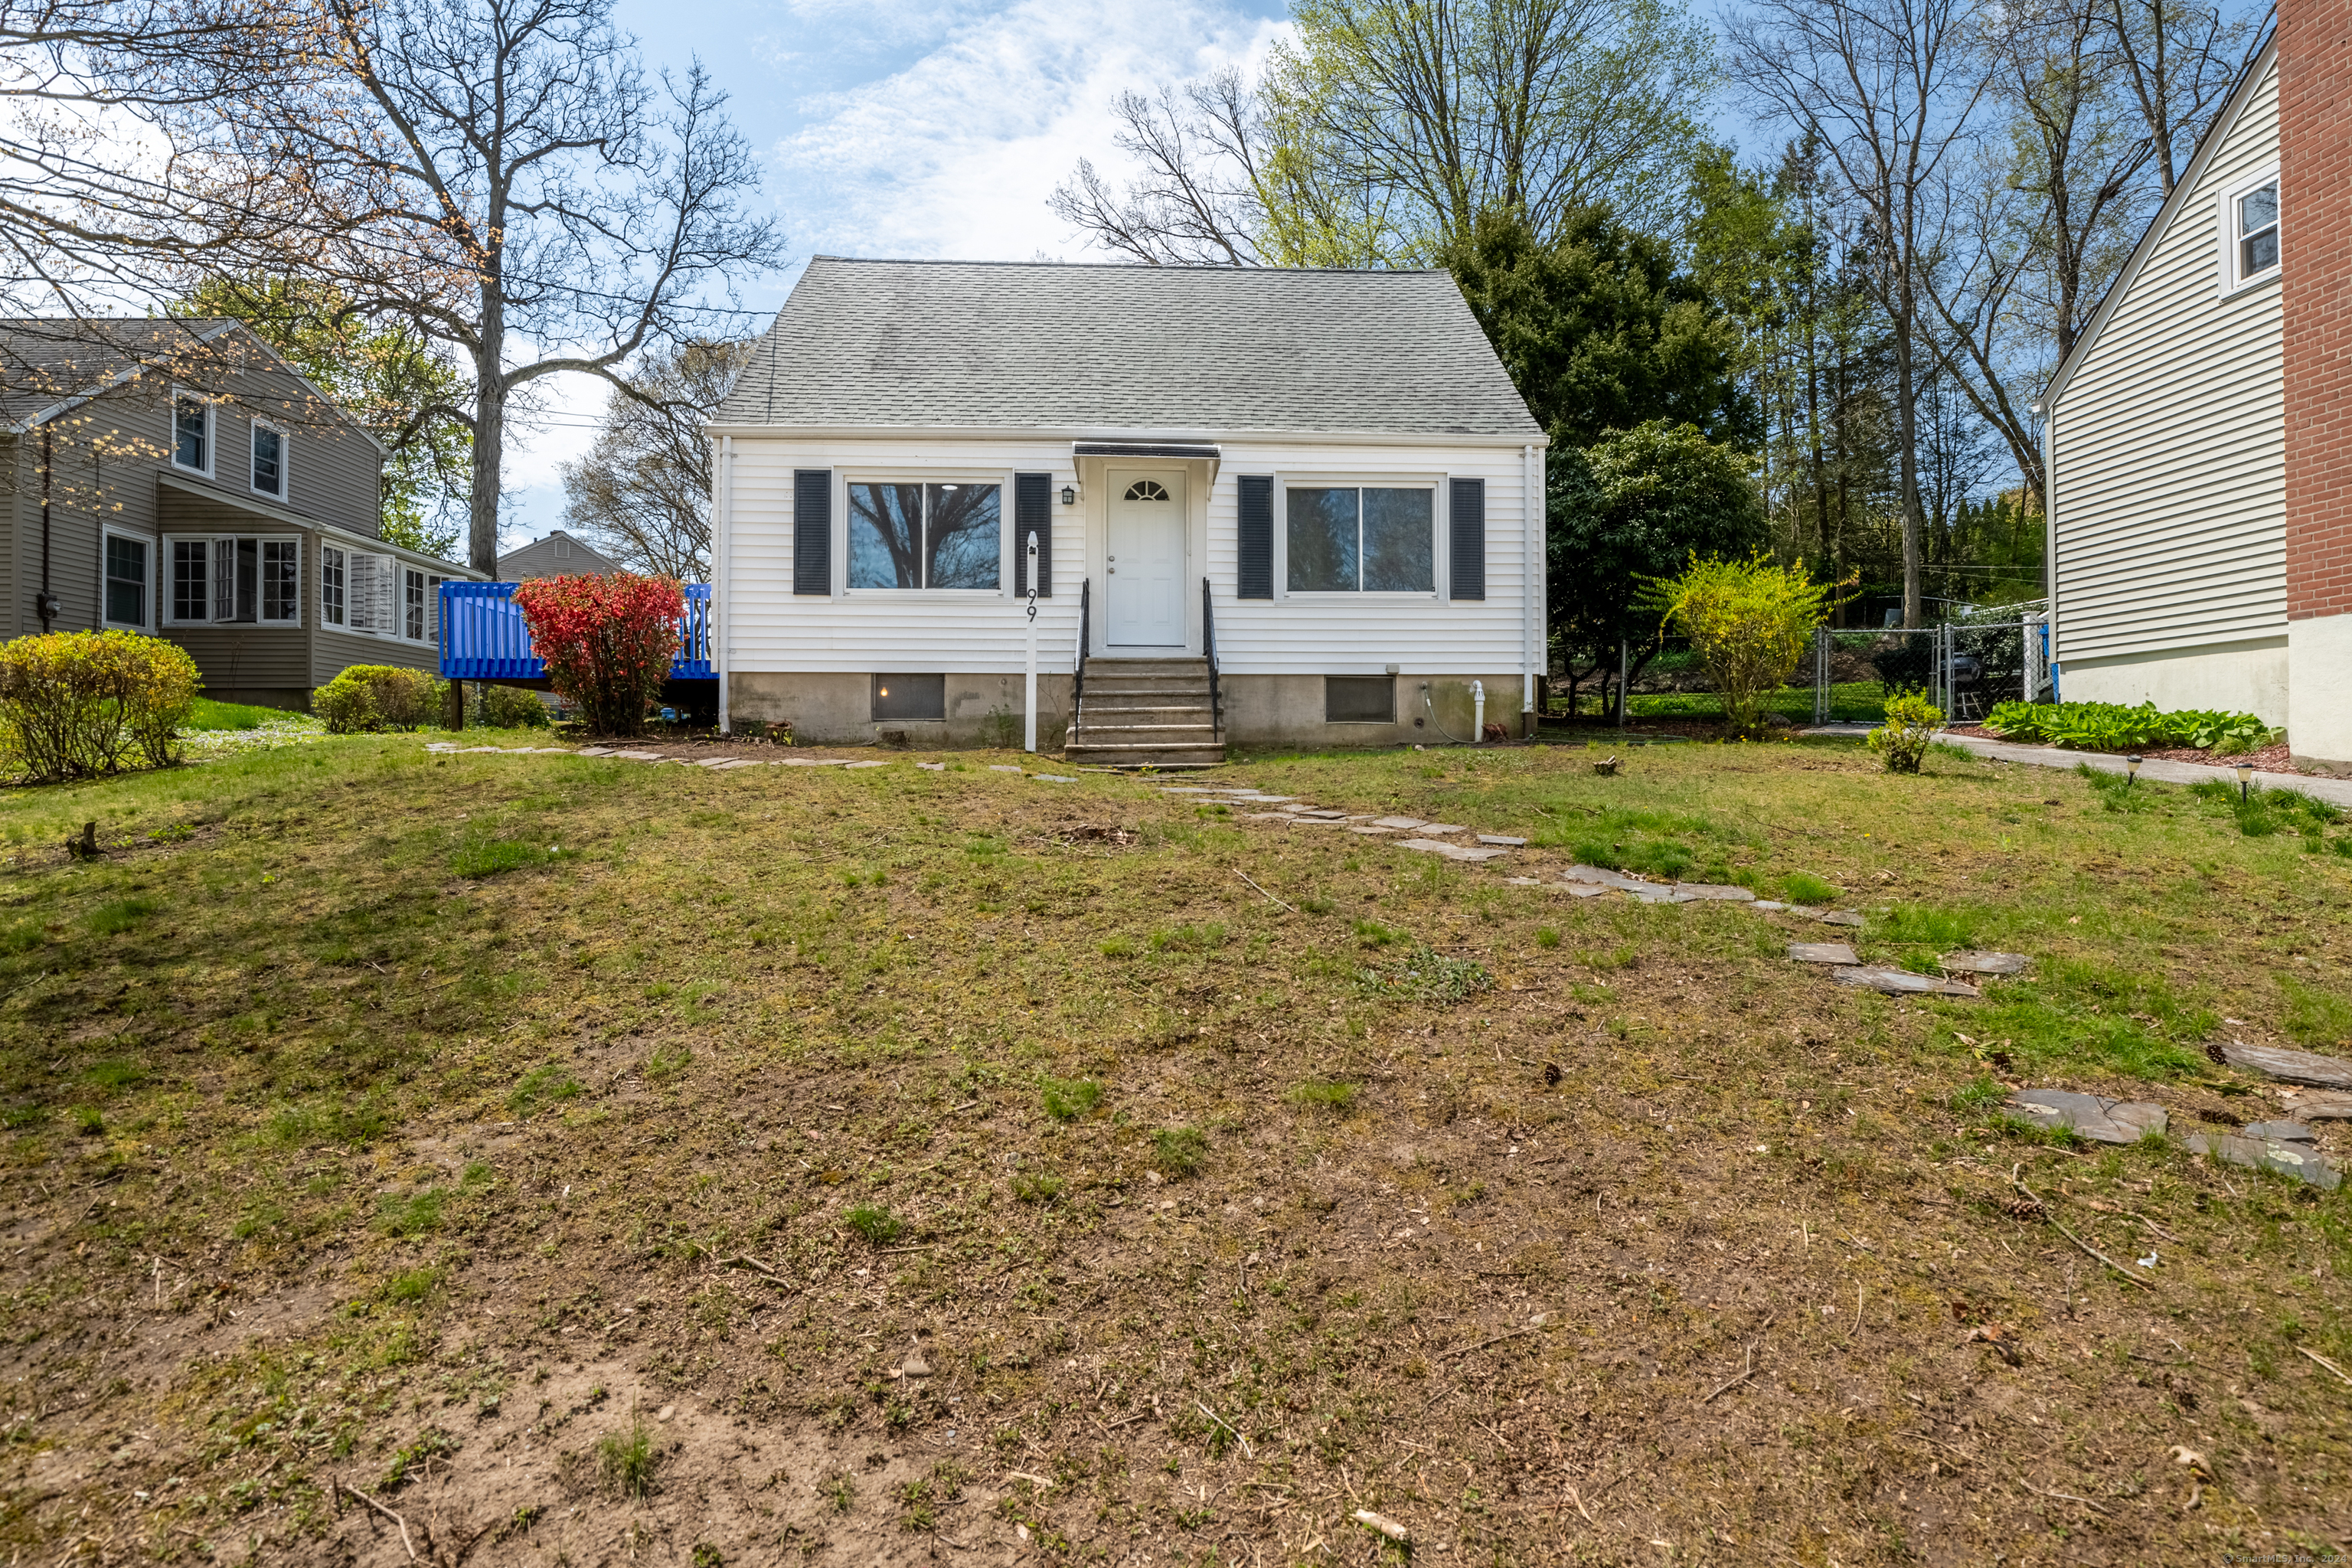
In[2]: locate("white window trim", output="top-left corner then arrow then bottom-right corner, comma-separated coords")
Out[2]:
160,532 -> 305,628
1274,473 -> 1445,600
100,525 -> 153,630
837,470 -> 1014,598
249,416 -> 289,501
2220,165 -> 2282,296
400,565 -> 435,643
168,387 -> 214,479
320,543 -> 347,629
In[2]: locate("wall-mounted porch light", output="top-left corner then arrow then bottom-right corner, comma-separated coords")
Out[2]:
1061,485 -> 1078,506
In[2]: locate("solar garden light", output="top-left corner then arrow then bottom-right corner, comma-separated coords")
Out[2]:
2125,755 -> 2143,786
2236,760 -> 2255,804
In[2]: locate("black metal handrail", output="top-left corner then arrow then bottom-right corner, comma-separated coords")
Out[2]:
1201,576 -> 1221,738
1074,577 -> 1091,720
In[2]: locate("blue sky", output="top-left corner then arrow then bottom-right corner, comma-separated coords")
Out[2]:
500,0 -> 1294,546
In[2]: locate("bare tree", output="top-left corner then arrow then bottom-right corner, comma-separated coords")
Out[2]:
1054,0 -> 1714,266
2108,0 -> 2259,198
1729,0 -> 2003,626
559,335 -> 747,578
166,0 -> 782,574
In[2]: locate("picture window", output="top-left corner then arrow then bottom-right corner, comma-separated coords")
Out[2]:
1287,485 -> 1434,593
848,482 -> 1001,590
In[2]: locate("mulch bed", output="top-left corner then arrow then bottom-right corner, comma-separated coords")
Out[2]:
1947,727 -> 2310,776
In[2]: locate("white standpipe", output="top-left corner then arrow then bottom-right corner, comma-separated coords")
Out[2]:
1472,680 -> 1485,743
1024,531 -> 1039,753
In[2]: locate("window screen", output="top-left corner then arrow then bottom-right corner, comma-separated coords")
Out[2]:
871,673 -> 946,721
1325,676 -> 1395,724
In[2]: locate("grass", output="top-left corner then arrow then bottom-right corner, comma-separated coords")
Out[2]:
185,697 -> 302,731
2,730 -> 2348,1563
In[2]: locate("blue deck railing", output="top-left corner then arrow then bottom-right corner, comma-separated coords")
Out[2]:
439,581 -> 713,681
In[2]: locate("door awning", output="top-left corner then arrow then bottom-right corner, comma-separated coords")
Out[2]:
1073,441 -> 1222,460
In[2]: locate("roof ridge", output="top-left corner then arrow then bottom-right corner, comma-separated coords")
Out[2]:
805,254 -> 1448,277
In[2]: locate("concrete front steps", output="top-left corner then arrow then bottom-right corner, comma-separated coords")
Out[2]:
1065,656 -> 1226,768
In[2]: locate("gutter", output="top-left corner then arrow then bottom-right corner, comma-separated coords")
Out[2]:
704,421 -> 1549,451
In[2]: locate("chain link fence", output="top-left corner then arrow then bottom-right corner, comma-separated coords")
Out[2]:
1543,603 -> 2053,730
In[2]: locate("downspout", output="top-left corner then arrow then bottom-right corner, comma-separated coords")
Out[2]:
35,423 -> 55,630
1522,442 -> 1540,735
2039,405 -> 2059,701
715,434 -> 732,735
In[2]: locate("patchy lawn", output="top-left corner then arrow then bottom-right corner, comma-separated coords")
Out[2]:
1,734 -> 2347,1566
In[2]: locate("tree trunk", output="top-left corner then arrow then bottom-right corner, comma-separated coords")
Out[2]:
1894,274 -> 1924,629
469,358 -> 504,577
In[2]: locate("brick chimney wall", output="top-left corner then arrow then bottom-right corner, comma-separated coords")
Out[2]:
2283,0 -> 2352,621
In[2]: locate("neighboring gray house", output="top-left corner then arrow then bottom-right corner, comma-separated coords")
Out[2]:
707,258 -> 1547,762
0,318 -> 479,707
498,528 -> 623,580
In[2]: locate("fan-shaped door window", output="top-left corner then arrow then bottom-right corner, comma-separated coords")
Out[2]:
1122,479 -> 1170,501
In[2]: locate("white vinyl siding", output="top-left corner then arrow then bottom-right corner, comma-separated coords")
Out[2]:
2050,52 -> 2282,667
720,435 -> 1534,678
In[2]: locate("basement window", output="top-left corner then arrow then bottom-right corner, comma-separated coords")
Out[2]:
871,674 -> 946,722
1325,676 -> 1396,724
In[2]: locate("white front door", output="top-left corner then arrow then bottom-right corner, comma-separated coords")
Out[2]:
1106,472 -> 1184,646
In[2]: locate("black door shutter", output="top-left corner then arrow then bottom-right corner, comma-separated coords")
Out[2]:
1014,472 -> 1053,597
1449,476 -> 1485,601
1236,475 -> 1273,599
793,469 -> 831,596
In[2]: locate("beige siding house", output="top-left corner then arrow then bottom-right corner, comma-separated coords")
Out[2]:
498,528 -> 623,580
0,319 -> 479,707
2043,38 -> 2291,724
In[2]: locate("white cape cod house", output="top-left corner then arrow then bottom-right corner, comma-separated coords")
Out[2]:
705,257 -> 1547,762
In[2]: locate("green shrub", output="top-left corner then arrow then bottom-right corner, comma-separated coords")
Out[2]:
315,665 -> 440,733
1984,698 -> 2276,753
0,630 -> 201,782
1635,552 -> 1850,740
472,684 -> 552,728
1867,689 -> 1944,774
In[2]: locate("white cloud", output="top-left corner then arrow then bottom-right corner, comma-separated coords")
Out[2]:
778,0 -> 1285,262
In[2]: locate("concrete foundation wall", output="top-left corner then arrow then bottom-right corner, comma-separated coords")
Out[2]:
2288,612 -> 2352,770
730,671 -> 1075,749
2058,639 -> 2288,723
727,669 -> 1525,751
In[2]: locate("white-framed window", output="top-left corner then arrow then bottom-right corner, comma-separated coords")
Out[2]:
846,479 -> 1004,591
165,534 -> 301,626
403,567 -> 428,641
103,528 -> 151,629
321,544 -> 346,626
2223,170 -> 2280,292
1282,479 -> 1438,594
250,417 -> 287,499
170,389 -> 212,475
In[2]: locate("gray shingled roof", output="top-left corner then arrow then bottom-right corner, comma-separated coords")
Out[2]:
0,318 -> 240,428
714,257 -> 1542,439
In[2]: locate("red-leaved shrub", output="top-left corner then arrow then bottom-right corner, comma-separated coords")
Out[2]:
512,573 -> 684,737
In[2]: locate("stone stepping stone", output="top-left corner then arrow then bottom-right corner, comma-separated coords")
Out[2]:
1944,951 -> 2030,975
609,750 -> 666,761
1505,876 -> 1543,886
778,757 -> 853,766
2219,1041 -> 2352,1089
1294,808 -> 1350,819
1416,822 -> 1468,835
1566,884 -> 1612,898
1674,883 -> 1756,902
1345,824 -> 1396,835
1160,786 -> 1217,792
1034,773 -> 1078,782
1831,965 -> 1980,998
1820,910 -> 1864,927
844,760 -> 887,769
574,746 -> 616,756
2187,1132 -> 2341,1190
1374,816 -> 1430,830
991,765 -> 1027,773
1478,835 -> 1528,847
1289,817 -> 1354,828
693,757 -> 736,768
1788,942 -> 1859,965
1398,838 -> 1511,861
1751,900 -> 1790,912
2278,1090 -> 2352,1119
2242,1120 -> 2316,1142
2005,1089 -> 2166,1144
917,762 -> 946,772
713,759 -> 764,769
1561,864 -> 1664,893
